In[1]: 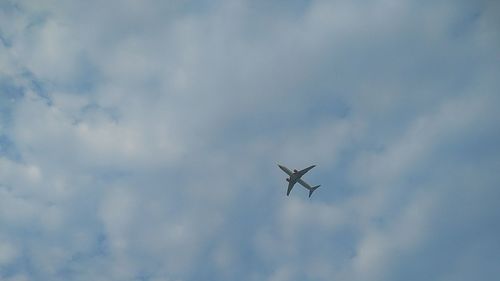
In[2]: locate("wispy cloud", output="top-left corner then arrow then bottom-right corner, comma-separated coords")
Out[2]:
1,0 -> 499,280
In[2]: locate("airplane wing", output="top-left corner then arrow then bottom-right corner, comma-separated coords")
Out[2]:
297,165 -> 316,177
287,180 -> 296,196
297,178 -> 314,190
278,165 -> 293,176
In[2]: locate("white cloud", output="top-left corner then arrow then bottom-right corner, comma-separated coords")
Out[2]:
0,239 -> 19,265
1,0 -> 499,280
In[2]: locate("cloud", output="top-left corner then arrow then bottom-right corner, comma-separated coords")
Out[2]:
1,0 -> 499,280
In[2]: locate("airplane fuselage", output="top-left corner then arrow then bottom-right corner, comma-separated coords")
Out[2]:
278,164 -> 320,197
288,172 -> 300,183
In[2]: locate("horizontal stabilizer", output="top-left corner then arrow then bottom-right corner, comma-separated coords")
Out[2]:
308,185 -> 320,198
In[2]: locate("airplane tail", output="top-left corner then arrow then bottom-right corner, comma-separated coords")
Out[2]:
308,185 -> 320,198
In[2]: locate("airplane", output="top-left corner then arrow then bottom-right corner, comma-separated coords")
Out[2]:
278,164 -> 320,198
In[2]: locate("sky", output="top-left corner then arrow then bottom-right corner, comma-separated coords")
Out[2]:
1,0 -> 500,280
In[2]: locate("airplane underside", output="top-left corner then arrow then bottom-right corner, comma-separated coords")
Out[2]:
279,164 -> 321,198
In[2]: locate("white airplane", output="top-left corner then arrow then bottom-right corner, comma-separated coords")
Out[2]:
278,164 -> 320,198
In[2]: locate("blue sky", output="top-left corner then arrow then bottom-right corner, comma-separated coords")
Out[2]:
1,0 -> 500,280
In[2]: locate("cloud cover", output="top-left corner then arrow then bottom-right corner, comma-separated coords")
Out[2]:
1,0 -> 499,280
